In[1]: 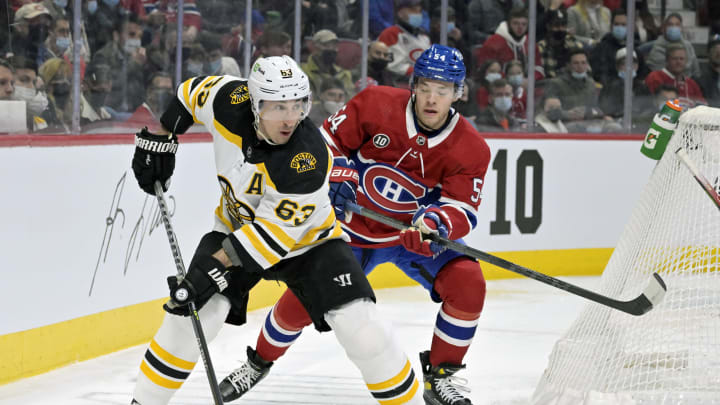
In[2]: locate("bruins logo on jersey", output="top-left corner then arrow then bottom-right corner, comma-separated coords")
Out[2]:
229,85 -> 249,104
290,152 -> 316,173
280,69 -> 293,78
218,176 -> 255,225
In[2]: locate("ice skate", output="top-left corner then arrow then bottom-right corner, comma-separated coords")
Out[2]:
219,346 -> 273,402
419,351 -> 472,405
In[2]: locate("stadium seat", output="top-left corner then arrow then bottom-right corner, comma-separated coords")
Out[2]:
335,39 -> 362,70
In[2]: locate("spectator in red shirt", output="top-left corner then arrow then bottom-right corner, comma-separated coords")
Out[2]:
645,43 -> 706,108
474,58 -> 502,110
476,7 -> 545,81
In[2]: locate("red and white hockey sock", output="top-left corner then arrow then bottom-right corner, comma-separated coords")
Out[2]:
255,290 -> 312,362
430,302 -> 480,366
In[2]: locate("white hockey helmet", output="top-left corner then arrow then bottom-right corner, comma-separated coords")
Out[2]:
248,55 -> 312,121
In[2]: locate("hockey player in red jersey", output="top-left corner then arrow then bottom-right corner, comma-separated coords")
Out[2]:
220,45 -> 490,405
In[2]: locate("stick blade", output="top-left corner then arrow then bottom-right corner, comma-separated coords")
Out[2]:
625,273 -> 668,316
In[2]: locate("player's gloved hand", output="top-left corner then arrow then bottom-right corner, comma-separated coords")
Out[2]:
163,256 -> 230,316
399,206 -> 451,257
132,127 -> 178,195
328,162 -> 359,222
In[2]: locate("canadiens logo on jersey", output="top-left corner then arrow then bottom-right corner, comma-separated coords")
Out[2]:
280,69 -> 293,78
290,152 -> 316,173
218,176 -> 255,227
361,164 -> 428,213
229,85 -> 249,104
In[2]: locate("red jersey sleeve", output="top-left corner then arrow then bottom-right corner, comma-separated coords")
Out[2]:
436,127 -> 491,239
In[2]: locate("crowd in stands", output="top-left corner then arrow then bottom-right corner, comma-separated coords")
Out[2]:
0,0 -> 717,134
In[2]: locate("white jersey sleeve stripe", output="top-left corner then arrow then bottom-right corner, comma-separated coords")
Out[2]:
438,196 -> 478,215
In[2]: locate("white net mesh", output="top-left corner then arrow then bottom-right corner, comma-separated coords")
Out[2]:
532,106 -> 720,405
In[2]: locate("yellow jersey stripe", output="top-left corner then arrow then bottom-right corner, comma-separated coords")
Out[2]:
190,76 -> 216,123
378,379 -> 420,405
140,360 -> 184,389
214,118 -> 242,149
296,210 -> 336,246
215,204 -> 235,231
255,218 -> 295,251
366,360 -> 413,391
325,145 -> 333,175
149,339 -> 195,370
182,79 -> 191,110
255,163 -> 277,191
240,225 -> 281,266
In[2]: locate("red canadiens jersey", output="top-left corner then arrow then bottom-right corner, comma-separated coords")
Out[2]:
319,85 -> 491,248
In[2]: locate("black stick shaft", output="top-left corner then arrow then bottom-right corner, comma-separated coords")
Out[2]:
346,202 -> 664,316
154,182 -> 225,405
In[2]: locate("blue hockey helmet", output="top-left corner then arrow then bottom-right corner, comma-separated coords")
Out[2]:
412,44 -> 466,98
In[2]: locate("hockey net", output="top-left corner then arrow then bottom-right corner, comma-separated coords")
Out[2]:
532,106 -> 720,405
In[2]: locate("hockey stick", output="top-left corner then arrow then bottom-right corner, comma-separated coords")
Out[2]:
345,202 -> 667,316
675,148 -> 720,211
153,182 -> 224,405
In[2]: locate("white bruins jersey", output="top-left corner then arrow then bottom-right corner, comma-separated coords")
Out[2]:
170,75 -> 347,272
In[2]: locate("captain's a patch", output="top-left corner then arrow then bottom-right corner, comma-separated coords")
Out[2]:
290,152 -> 317,173
230,85 -> 249,104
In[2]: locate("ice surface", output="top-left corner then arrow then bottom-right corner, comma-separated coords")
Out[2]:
0,277 -> 598,404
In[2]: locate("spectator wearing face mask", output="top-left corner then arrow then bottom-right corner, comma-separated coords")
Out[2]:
646,13 -> 700,78
477,7 -> 545,81
200,32 -> 241,77
38,57 -> 72,132
302,29 -> 355,97
474,59 -> 503,110
476,79 -> 521,131
309,77 -> 347,127
546,48 -> 604,123
505,60 -> 528,122
695,38 -> 720,108
599,48 -> 654,128
534,94 -> 568,133
567,0 -> 611,45
92,14 -> 147,115
645,44 -> 705,108
126,71 -> 173,131
352,40 -> 395,88
39,17 -> 71,66
377,0 -> 431,79
538,9 -> 585,79
11,56 -> 50,131
590,8 -> 649,86
5,3 -> 54,69
80,61 -> 113,127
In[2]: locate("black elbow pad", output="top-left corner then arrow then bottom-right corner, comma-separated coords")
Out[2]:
160,96 -> 195,134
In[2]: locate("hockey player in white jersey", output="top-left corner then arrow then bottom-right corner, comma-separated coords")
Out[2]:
129,56 -> 423,405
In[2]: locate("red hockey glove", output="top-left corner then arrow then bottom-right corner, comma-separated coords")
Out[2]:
399,206 -> 451,256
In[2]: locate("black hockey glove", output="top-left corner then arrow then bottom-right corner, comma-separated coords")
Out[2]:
132,127 -> 178,195
164,256 -> 230,316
